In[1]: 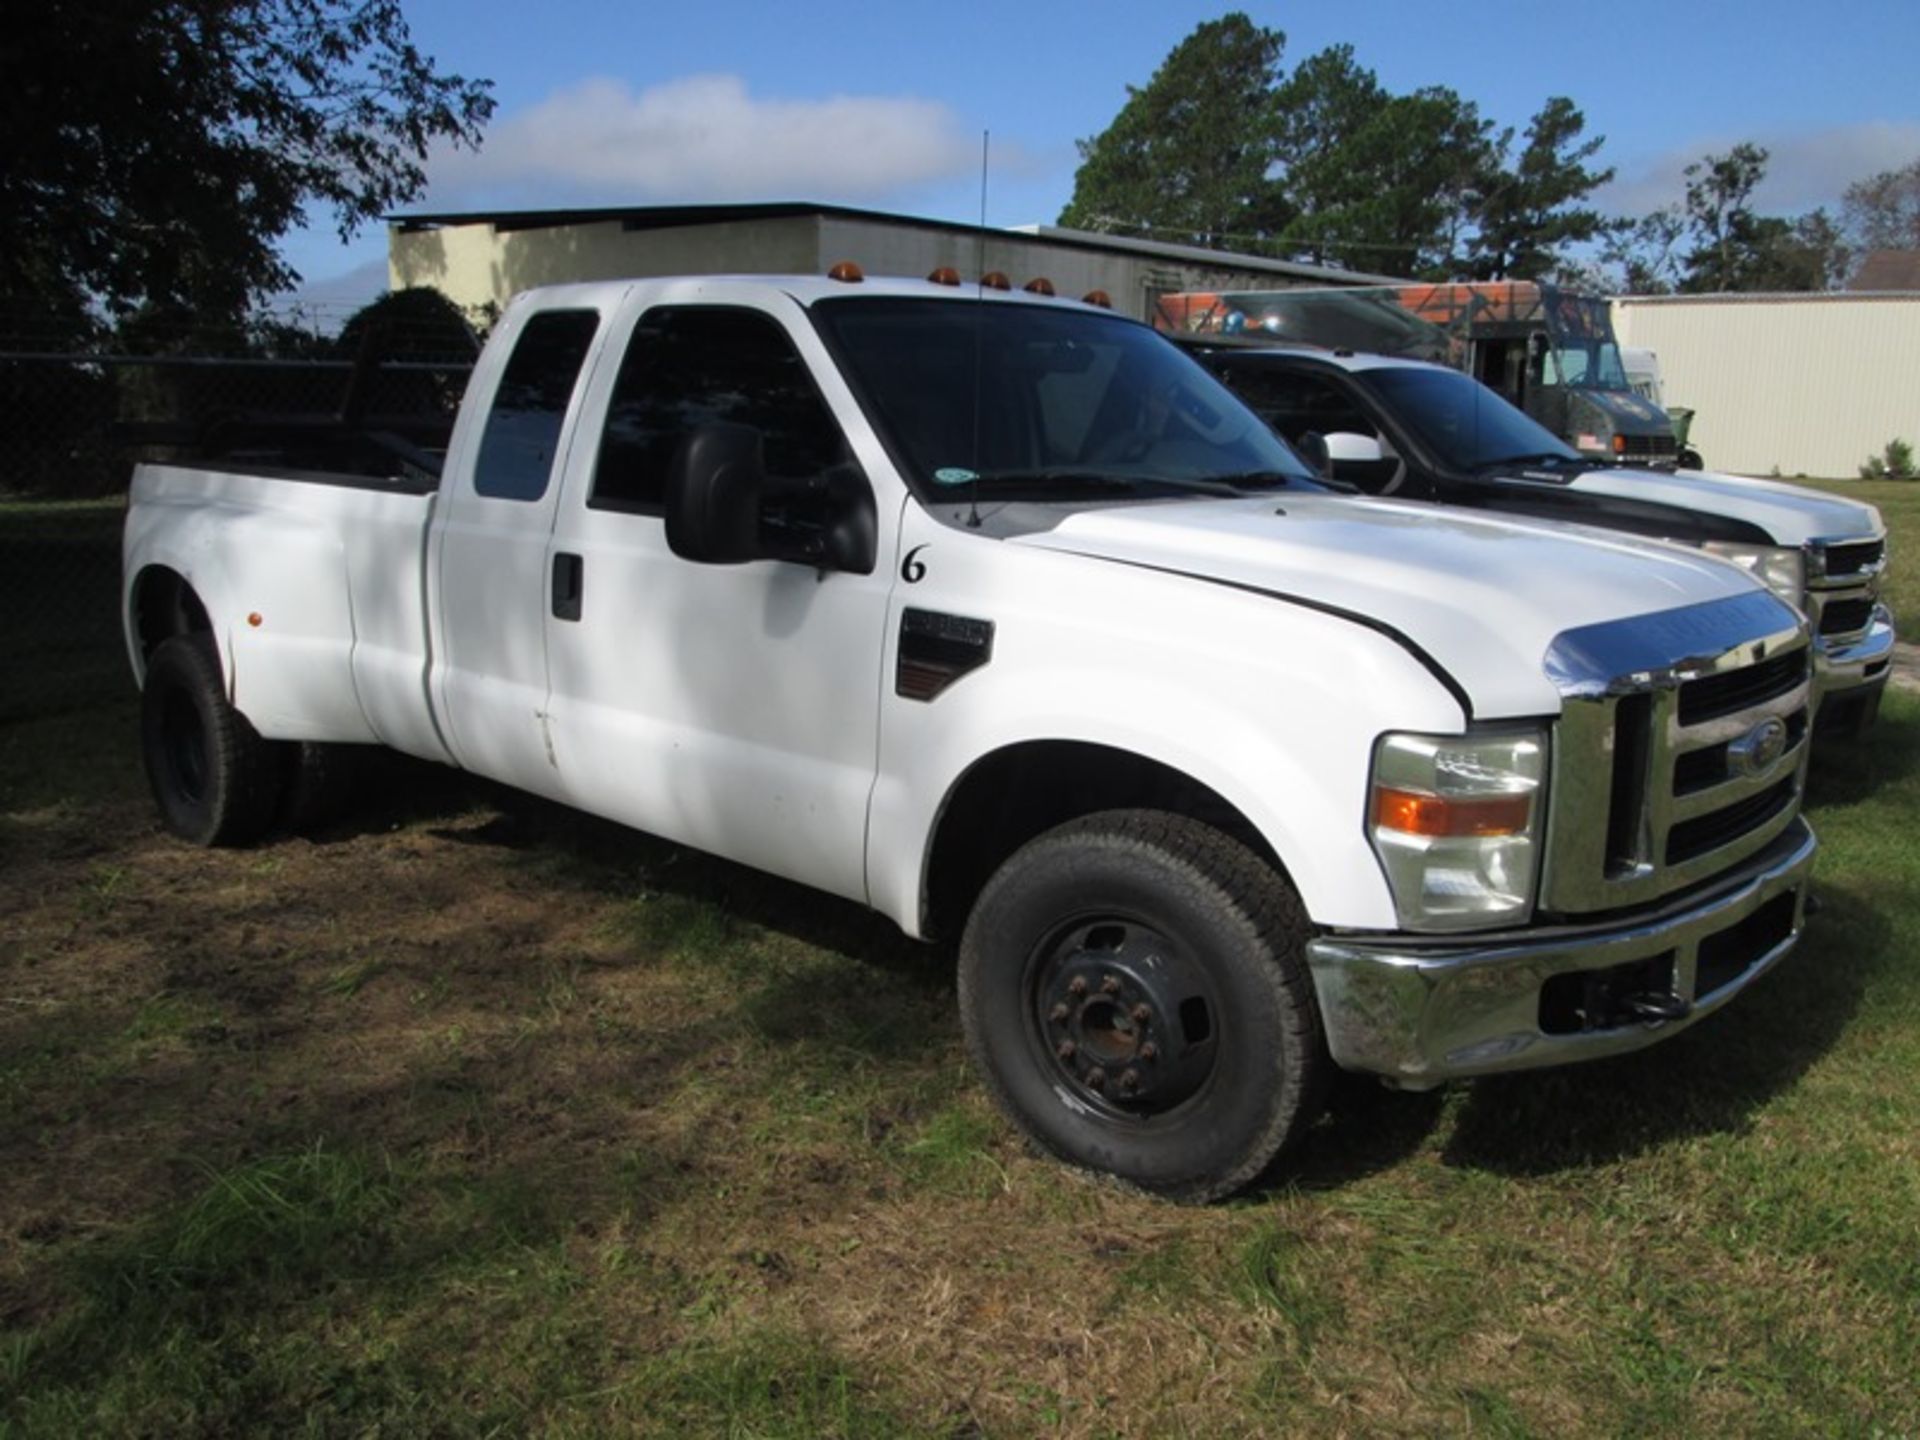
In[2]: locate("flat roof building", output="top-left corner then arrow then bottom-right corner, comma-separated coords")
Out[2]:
387,201 -> 1398,322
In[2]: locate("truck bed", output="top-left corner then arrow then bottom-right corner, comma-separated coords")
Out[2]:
125,461 -> 449,762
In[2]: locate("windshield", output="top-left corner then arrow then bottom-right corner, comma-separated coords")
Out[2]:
1543,293 -> 1630,392
1365,366 -> 1581,471
812,297 -> 1318,502
1546,338 -> 1630,391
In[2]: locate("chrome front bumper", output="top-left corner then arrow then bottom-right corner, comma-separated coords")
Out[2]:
1307,819 -> 1817,1087
1814,608 -> 1896,700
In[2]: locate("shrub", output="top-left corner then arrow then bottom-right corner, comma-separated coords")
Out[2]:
1859,439 -> 1917,480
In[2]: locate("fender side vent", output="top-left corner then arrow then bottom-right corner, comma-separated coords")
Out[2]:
897,608 -> 994,702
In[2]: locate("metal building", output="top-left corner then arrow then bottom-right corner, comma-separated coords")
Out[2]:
386,201 -> 1394,324
1611,292 -> 1920,478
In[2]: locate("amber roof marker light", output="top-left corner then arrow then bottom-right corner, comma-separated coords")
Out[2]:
1023,277 -> 1056,296
927,266 -> 962,286
827,261 -> 865,284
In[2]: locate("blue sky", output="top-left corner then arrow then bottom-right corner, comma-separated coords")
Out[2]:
281,0 -> 1920,308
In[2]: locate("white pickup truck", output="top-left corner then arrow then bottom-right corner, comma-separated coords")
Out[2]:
124,272 -> 1819,1200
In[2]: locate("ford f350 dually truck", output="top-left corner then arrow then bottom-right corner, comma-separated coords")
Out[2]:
124,271 -> 1819,1200
1185,342 -> 1894,740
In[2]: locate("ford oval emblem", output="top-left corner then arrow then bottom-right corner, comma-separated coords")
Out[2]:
1728,717 -> 1789,778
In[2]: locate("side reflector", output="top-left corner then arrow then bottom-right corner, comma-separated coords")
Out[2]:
1372,786 -> 1531,838
247,612 -> 263,628
827,261 -> 865,284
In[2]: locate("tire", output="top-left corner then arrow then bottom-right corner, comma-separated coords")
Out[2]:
139,635 -> 283,847
958,810 -> 1330,1202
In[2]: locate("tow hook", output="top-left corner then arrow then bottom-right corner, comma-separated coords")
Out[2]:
1624,992 -> 1691,1024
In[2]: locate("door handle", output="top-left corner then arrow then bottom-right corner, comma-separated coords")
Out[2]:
551,552 -> 583,621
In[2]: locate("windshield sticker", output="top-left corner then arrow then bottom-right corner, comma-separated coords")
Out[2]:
933,467 -> 979,486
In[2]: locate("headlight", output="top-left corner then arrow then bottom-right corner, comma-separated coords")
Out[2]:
1369,729 -> 1546,932
1701,542 -> 1805,608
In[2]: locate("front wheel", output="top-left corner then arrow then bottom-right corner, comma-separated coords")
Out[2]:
140,636 -> 283,846
958,810 -> 1329,1202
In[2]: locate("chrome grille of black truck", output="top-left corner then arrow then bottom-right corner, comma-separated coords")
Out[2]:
1542,590 -> 1811,916
1806,534 -> 1887,646
1818,539 -> 1883,577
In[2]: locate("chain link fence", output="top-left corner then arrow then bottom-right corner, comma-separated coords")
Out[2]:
1,312 -> 475,728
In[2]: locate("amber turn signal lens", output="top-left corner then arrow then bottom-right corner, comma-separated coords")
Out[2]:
1372,786 -> 1531,838
1612,433 -> 1627,454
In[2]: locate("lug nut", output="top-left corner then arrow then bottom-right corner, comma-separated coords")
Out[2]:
1056,1040 -> 1076,1060
1130,1003 -> 1152,1025
1049,1002 -> 1070,1023
1100,975 -> 1122,995
1068,976 -> 1088,997
1119,1068 -> 1140,1094
1139,1042 -> 1158,1062
1085,1067 -> 1106,1090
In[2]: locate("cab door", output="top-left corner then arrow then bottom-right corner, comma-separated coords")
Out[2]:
540,290 -> 896,904
431,299 -> 616,795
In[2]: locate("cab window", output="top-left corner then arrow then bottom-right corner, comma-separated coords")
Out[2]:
591,306 -> 851,514
471,309 -> 601,502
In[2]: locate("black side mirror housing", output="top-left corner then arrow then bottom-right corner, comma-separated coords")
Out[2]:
665,421 -> 877,575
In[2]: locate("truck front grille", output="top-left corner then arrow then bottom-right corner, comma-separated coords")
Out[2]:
1542,591 -> 1811,917
1806,535 -> 1887,649
1816,597 -> 1875,639
1665,777 -> 1798,865
1676,649 -> 1807,724
1819,539 -> 1883,578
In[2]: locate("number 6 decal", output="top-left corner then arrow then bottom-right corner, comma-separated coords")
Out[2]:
901,544 -> 928,584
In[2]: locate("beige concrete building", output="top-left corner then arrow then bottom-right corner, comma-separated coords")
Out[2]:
1612,292 -> 1920,478
386,202 -> 1394,325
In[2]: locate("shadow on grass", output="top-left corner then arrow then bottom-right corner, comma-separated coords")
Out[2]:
420,780 -> 949,1012
1439,882 -> 1884,1177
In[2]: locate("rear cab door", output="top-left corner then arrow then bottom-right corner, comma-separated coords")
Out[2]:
428,287 -> 625,794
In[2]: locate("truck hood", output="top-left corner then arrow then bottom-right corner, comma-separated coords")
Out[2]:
1570,388 -> 1671,434
1562,466 -> 1884,546
1013,493 -> 1773,719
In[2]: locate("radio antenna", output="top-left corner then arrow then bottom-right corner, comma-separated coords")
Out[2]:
966,129 -> 989,529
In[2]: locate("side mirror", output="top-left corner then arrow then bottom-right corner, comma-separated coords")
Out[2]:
665,422 -> 765,564
763,464 -> 878,575
1324,431 -> 1385,465
664,421 -> 877,575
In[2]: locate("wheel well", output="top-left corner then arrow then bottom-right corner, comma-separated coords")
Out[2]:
922,741 -> 1287,941
132,566 -> 212,663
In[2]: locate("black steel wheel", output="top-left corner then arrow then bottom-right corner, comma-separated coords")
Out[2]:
958,810 -> 1329,1201
139,635 -> 283,847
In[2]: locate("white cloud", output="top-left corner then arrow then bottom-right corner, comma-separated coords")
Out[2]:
424,74 -> 987,207
1597,120 -> 1920,217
